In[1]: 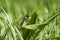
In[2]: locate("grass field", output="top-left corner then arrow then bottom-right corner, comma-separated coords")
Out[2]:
0,0 -> 60,40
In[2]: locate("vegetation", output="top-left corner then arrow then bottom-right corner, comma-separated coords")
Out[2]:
0,0 -> 60,40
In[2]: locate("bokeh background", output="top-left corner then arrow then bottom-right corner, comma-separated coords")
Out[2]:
0,0 -> 60,40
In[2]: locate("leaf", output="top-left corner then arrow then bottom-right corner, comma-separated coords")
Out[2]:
23,11 -> 60,30
29,9 -> 39,24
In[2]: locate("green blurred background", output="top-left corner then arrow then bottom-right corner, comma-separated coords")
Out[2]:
0,0 -> 60,40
